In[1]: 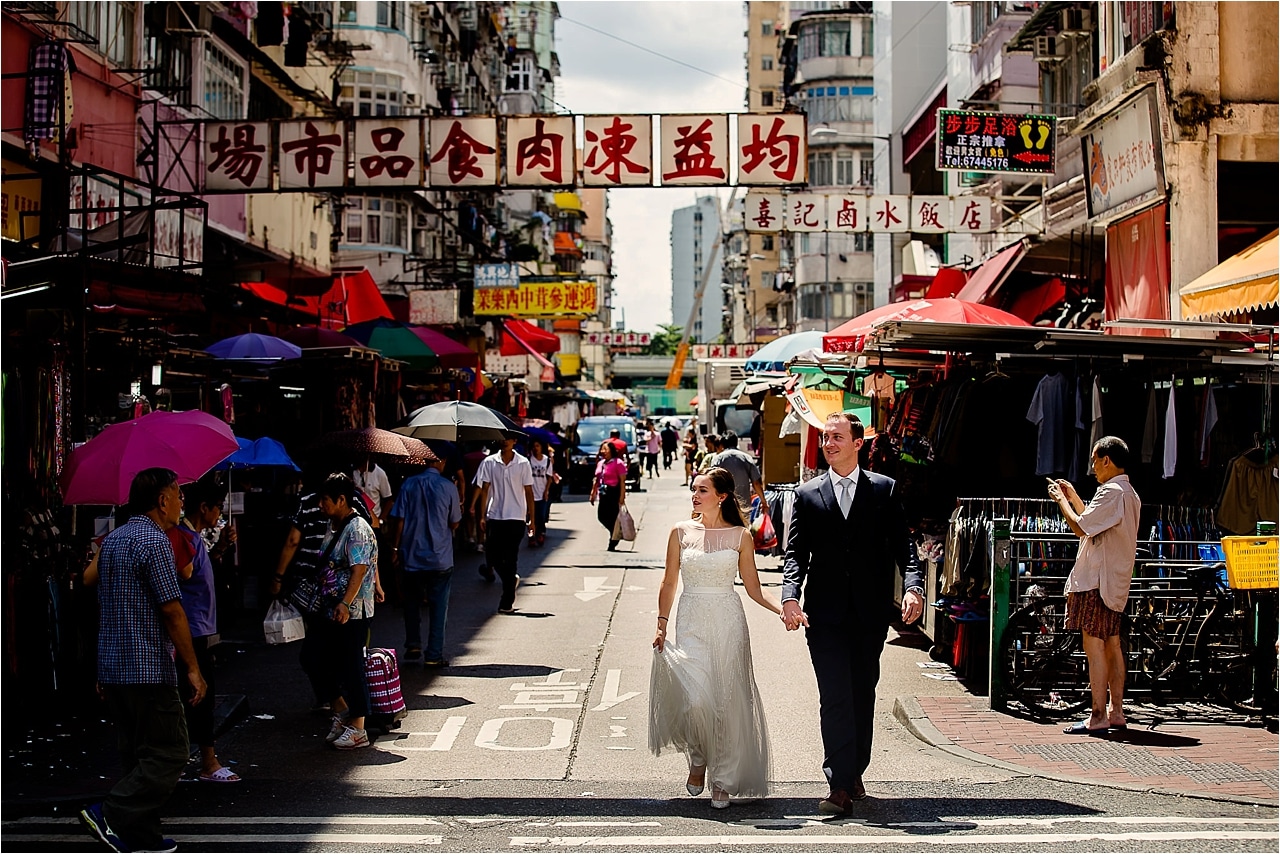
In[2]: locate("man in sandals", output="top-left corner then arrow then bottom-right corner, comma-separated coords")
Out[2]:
1048,436 -> 1141,736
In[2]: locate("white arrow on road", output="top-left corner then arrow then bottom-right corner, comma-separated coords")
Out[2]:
575,577 -> 619,601
590,669 -> 640,711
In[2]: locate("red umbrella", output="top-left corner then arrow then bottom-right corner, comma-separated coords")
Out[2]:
279,326 -> 363,349
823,298 -> 1031,353
60,410 -> 239,505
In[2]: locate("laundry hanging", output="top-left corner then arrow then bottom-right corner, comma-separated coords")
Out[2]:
1026,371 -> 1069,477
1197,384 -> 1218,467
1163,378 -> 1177,479
1141,386 -> 1159,464
1090,376 -> 1104,450
24,40 -> 72,154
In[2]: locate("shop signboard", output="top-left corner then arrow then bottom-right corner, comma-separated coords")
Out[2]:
473,280 -> 597,318
1,159 -> 41,242
690,343 -> 761,360
584,331 -> 652,347
1081,89 -> 1164,222
745,192 -> 992,234
409,288 -> 460,325
474,263 -> 521,289
936,109 -> 1057,175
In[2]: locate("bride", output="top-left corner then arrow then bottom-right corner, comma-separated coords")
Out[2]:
649,467 -> 782,809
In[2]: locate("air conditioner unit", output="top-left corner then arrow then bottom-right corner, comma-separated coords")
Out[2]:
1060,7 -> 1093,36
1033,34 -> 1067,62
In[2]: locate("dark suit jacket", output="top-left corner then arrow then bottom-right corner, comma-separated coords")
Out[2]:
782,469 -> 922,630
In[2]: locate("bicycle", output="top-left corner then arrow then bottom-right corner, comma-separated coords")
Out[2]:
999,563 -> 1278,719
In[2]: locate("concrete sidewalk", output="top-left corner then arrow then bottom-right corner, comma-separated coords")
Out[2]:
896,695 -> 1279,806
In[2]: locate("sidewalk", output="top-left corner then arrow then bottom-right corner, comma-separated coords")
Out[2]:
896,694 -> 1279,805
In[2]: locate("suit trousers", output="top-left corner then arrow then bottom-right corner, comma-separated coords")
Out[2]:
805,623 -> 888,790
102,684 -> 189,851
485,519 -> 525,610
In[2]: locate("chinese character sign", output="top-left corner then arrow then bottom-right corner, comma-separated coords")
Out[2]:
910,196 -> 950,234
354,119 -> 421,187
953,197 -> 993,233
659,115 -> 729,186
827,195 -> 867,232
473,280 -> 598,318
205,122 -> 271,191
505,116 -> 574,186
475,262 -> 521,289
279,120 -> 345,189
582,115 -> 652,187
936,109 -> 1057,175
429,117 -> 498,187
788,193 -> 826,232
737,113 -> 806,185
868,195 -> 909,233
744,193 -> 784,232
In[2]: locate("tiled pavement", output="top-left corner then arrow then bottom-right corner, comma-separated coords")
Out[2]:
896,695 -> 1280,804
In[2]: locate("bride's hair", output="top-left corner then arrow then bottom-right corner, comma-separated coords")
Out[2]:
693,467 -> 748,528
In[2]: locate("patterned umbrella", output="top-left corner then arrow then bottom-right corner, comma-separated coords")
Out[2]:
312,427 -> 411,459
398,435 -> 439,465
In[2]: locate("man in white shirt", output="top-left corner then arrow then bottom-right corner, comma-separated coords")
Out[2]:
472,436 -> 536,614
353,458 -> 394,528
1048,436 -> 1141,736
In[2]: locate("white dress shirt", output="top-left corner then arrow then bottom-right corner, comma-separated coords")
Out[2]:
828,466 -> 860,515
474,452 -> 534,521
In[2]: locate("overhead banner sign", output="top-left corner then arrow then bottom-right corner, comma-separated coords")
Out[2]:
1082,89 -> 1164,221
474,262 -> 522,289
585,331 -> 653,347
473,280 -> 597,318
745,192 -> 993,234
691,343 -> 761,360
197,114 -> 807,192
935,109 -> 1057,174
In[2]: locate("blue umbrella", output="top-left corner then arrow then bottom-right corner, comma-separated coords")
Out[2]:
744,330 -> 825,372
207,333 -> 303,361
214,437 -> 300,470
522,426 -> 563,447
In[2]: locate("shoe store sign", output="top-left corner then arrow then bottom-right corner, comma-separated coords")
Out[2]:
199,114 -> 808,192
744,192 -> 994,234
935,109 -> 1057,175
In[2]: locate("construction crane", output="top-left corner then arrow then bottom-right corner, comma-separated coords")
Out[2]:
665,189 -> 737,390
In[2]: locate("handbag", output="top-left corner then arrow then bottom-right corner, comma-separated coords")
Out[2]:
752,510 -> 778,551
263,600 -> 306,645
366,647 -> 407,716
289,513 -> 357,616
613,504 -> 637,542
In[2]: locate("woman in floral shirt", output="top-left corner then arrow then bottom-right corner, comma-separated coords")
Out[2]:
316,474 -> 380,750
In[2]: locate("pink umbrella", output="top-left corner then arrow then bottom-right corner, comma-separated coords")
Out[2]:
823,298 -> 1031,354
409,326 -> 478,368
60,410 -> 239,505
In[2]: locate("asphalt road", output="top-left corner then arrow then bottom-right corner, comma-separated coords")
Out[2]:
5,468 -> 1276,852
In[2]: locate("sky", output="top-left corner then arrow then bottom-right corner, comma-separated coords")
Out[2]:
555,1 -> 745,334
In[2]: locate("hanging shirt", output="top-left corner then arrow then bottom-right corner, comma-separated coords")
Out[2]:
1197,385 -> 1218,466
1162,382 -> 1177,479
1141,386 -> 1159,464
1090,376 -> 1105,451
1026,372 -> 1069,477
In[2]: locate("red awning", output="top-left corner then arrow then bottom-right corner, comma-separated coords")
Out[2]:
500,319 -> 560,355
955,241 -> 1027,304
1006,277 -> 1067,324
1106,203 -> 1170,337
505,327 -> 556,371
925,267 -> 968,299
240,269 -> 393,328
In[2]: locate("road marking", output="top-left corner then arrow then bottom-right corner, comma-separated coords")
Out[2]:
3,816 -> 444,827
475,716 -> 574,751
386,716 -> 468,752
732,816 -> 1279,830
576,576 -> 619,601
590,669 -> 640,711
27,833 -> 442,845
502,670 -> 585,711
603,725 -> 628,738
509,831 -> 1278,847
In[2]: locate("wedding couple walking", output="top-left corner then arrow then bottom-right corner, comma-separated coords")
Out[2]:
649,412 -> 923,814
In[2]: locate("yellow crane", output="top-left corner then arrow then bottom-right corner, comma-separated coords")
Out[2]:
665,189 -> 736,390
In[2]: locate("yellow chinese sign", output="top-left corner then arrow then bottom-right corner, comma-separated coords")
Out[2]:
474,280 -> 597,317
2,159 -> 41,242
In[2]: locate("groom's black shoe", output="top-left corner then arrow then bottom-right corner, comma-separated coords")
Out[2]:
818,789 -> 854,817
850,775 -> 868,800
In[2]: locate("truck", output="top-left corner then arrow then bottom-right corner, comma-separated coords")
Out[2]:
696,358 -> 757,446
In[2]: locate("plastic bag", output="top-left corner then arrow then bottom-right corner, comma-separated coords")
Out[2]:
614,504 -> 637,541
263,600 -> 306,645
752,510 -> 778,551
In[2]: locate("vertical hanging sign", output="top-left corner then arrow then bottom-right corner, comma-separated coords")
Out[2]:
429,117 -> 499,187
581,115 -> 653,186
658,114 -> 729,186
505,115 -> 575,186
353,118 -> 422,187
278,120 -> 346,189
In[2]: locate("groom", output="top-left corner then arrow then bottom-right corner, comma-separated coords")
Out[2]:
782,412 -> 924,814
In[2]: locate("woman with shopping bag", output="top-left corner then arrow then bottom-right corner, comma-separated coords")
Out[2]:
589,442 -> 628,552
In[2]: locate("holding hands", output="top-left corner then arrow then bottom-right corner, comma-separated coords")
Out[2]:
781,600 -> 809,631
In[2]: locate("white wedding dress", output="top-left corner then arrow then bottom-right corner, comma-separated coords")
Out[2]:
648,522 -> 772,798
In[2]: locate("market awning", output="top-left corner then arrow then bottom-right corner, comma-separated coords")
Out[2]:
744,330 -> 824,372
925,267 -> 968,299
1006,276 -> 1067,324
501,319 -> 561,356
1180,230 -> 1279,320
504,325 -> 556,372
955,240 -> 1027,304
240,269 -> 393,328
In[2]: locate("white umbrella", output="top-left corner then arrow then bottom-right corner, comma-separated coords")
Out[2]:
393,401 -> 524,443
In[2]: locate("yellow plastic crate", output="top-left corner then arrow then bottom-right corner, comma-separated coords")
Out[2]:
1221,536 -> 1279,590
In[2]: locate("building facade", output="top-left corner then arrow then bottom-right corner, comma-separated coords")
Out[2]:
670,196 -> 725,344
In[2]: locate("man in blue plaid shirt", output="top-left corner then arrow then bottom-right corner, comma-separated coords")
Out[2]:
80,468 -> 206,854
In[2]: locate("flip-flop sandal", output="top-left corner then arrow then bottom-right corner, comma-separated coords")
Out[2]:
198,767 -> 241,783
1063,722 -> 1109,736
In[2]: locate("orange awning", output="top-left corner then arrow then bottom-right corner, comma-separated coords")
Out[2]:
1180,230 -> 1279,320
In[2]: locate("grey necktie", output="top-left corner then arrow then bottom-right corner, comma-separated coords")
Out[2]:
837,477 -> 853,517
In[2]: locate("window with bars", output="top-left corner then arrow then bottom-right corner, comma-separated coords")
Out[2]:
859,156 -> 875,186
836,151 -> 854,186
761,55 -> 774,71
861,19 -> 874,56
761,19 -> 774,36
798,19 -> 853,60
203,39 -> 246,120
339,71 -> 403,117
808,151 -> 833,187
343,196 -> 410,249
68,1 -> 136,67
376,1 -> 404,30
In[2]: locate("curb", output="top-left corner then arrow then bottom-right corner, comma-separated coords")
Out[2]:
893,696 -> 1278,808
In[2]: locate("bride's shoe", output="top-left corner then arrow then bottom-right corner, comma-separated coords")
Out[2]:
685,766 -> 706,796
710,787 -> 731,809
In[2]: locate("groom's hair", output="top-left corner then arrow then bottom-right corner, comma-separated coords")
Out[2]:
827,411 -> 865,440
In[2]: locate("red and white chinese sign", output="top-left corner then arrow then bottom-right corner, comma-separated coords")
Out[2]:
582,115 -> 652,186
584,331 -> 652,347
691,343 -> 761,360
205,122 -> 271,191
429,117 -> 498,187
736,114 -> 806,185
279,120 -> 346,189
659,115 -> 729,187
354,118 -> 421,187
744,192 -> 992,234
505,116 -> 575,187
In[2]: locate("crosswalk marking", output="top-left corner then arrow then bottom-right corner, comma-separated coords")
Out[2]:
730,816 -> 1278,830
509,831 -> 1277,847
4,815 -> 443,827
25,833 -> 443,846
